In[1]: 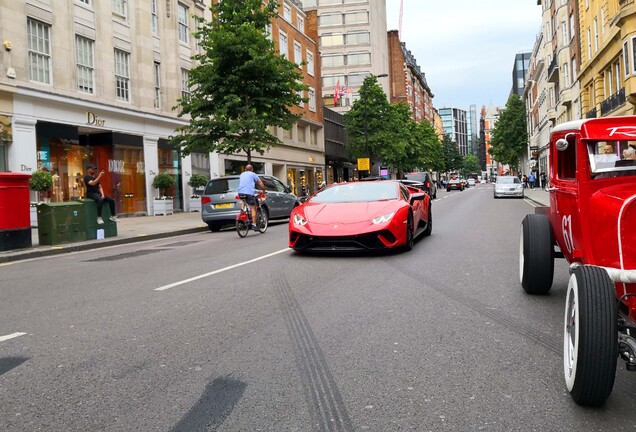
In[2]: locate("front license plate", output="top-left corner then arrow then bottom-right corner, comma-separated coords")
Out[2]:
215,203 -> 234,209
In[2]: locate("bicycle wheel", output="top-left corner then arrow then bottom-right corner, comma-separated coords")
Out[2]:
236,218 -> 249,238
256,208 -> 269,233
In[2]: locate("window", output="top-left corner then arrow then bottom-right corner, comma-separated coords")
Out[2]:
79,0 -> 90,4
632,37 -> 636,74
310,128 -> 317,145
594,18 -> 599,51
615,59 -> 622,90
320,33 -> 344,47
344,11 -> 368,25
151,0 -> 158,34
601,8 -> 605,34
320,0 -> 341,4
624,41 -> 630,76
308,88 -> 316,112
298,124 -> 306,142
569,14 -> 575,41
561,21 -> 568,43
322,74 -> 345,87
322,54 -> 344,68
347,51 -> 370,66
283,4 -> 291,22
278,31 -> 288,58
563,62 -> 570,87
319,13 -> 342,26
347,72 -> 369,87
587,28 -> 592,59
297,16 -> 304,33
571,57 -> 577,82
181,68 -> 190,101
154,62 -> 161,108
178,3 -> 189,43
27,18 -> 51,84
306,50 -> 314,76
293,41 -> 302,65
346,31 -> 370,45
114,49 -> 130,101
112,0 -> 127,18
283,127 -> 292,139
75,36 -> 94,93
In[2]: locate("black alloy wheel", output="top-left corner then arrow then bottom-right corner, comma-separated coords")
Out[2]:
404,213 -> 414,251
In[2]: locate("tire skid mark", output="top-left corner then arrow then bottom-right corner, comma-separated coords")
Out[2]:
393,262 -> 636,402
273,272 -> 354,432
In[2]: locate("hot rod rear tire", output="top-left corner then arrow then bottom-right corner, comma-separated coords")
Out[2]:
519,214 -> 554,294
563,266 -> 617,407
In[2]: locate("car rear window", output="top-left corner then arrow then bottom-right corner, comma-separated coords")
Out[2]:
404,173 -> 427,182
204,178 -> 240,194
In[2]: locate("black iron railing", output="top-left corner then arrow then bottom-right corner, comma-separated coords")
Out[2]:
585,107 -> 597,119
600,88 -> 626,116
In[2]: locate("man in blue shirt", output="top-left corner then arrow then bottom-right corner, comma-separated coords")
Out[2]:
237,164 -> 266,229
528,172 -> 536,189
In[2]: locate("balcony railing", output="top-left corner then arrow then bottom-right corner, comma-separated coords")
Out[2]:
586,107 -> 597,119
600,88 -> 626,116
547,56 -> 558,83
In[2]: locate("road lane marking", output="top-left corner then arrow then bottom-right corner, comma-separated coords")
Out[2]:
0,332 -> 27,342
154,247 -> 291,291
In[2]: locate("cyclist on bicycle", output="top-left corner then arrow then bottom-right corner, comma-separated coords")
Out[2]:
237,164 -> 266,230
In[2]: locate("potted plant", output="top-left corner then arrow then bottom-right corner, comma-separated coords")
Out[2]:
187,174 -> 208,212
151,172 -> 175,216
29,170 -> 53,227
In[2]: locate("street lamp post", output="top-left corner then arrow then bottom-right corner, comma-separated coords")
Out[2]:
363,73 -> 388,178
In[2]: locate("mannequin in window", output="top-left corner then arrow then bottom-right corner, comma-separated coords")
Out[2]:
51,168 -> 63,202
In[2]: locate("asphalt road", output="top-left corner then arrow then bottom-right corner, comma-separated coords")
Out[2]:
1,183 -> 635,431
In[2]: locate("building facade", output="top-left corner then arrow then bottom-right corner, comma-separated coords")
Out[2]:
305,0 -> 390,112
387,30 -> 434,124
2,0 -> 212,215
511,52 -> 532,98
439,107 -> 469,156
579,0 -> 636,118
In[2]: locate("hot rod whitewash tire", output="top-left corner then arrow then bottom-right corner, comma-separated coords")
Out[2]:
564,266 -> 617,407
519,214 -> 554,294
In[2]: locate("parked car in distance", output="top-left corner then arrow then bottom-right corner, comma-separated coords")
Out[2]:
493,176 -> 524,198
201,174 -> 300,231
446,177 -> 464,192
403,172 -> 437,198
467,178 -> 476,187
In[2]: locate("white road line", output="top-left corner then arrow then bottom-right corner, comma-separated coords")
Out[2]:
0,332 -> 27,342
524,199 -> 538,208
155,247 -> 291,291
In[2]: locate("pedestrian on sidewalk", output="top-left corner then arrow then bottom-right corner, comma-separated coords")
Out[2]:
522,174 -> 528,188
528,172 -> 536,189
540,171 -> 547,189
84,164 -> 118,224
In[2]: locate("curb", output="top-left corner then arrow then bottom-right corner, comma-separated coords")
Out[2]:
0,226 -> 207,264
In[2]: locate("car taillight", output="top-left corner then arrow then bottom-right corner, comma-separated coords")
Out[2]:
201,196 -> 211,205
426,181 -> 430,188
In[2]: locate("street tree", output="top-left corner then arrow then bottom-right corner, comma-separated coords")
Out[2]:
170,0 -> 308,162
378,102 -> 420,173
419,120 -> 445,173
488,94 -> 527,172
442,134 -> 463,173
343,75 -> 393,168
462,154 -> 481,177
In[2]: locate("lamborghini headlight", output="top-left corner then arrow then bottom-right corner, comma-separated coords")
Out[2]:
293,214 -> 307,226
371,212 -> 395,224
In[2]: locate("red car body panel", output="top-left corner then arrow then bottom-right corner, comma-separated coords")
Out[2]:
546,116 -> 636,319
289,182 -> 430,251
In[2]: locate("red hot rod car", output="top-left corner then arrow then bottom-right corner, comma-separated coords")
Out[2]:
519,116 -> 636,407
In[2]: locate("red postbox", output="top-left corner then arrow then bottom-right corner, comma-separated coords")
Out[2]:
0,172 -> 32,251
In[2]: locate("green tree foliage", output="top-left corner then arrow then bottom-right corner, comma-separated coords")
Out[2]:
462,154 -> 481,177
343,75 -> 392,164
170,0 -> 308,161
488,94 -> 528,170
420,121 -> 445,173
442,134 -> 463,172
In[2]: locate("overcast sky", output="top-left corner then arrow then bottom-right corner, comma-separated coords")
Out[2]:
385,0 -> 542,110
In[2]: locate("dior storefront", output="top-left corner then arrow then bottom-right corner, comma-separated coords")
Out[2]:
8,89 -> 209,215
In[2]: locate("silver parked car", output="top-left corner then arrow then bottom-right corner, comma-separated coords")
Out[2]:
201,175 -> 300,231
493,176 -> 524,199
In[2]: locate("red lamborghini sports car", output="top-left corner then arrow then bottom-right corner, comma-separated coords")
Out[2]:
289,181 -> 432,252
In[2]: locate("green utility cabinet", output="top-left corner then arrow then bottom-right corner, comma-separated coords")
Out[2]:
76,199 -> 117,240
37,202 -> 85,245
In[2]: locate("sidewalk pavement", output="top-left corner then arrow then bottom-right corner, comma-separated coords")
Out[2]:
522,185 -> 550,207
0,211 -> 208,264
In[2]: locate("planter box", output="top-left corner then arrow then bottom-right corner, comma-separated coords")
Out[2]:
189,198 -> 201,212
153,199 -> 174,216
